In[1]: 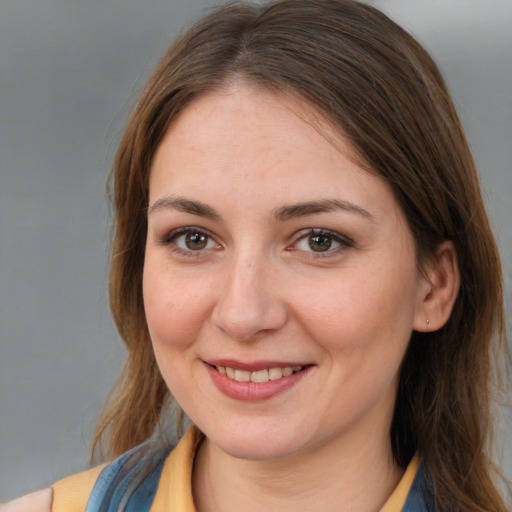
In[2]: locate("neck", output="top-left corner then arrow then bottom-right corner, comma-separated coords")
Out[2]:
192,425 -> 403,512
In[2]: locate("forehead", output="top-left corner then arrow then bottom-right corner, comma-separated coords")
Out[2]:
160,85 -> 329,157
150,83 -> 404,226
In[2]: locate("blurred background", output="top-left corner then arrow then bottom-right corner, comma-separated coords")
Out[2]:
1,0 -> 511,500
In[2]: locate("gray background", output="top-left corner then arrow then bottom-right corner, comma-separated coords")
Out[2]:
1,0 -> 511,501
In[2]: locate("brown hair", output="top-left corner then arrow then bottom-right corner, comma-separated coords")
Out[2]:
93,1 -> 508,510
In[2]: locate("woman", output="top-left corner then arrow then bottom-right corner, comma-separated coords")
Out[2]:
5,0 -> 508,510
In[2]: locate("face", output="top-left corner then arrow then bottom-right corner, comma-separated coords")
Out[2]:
143,84 -> 429,462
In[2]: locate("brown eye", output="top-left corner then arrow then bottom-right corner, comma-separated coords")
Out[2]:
308,234 -> 333,252
293,229 -> 348,255
167,229 -> 219,252
185,232 -> 208,250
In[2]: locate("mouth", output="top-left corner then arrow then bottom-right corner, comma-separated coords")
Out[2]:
205,361 -> 312,401
213,365 -> 305,383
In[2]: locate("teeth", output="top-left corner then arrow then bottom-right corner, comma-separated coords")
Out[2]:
234,369 -> 251,382
269,367 -> 283,380
215,365 -> 303,382
250,369 -> 269,383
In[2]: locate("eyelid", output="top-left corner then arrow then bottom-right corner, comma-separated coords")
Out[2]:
289,228 -> 354,255
156,226 -> 352,257
158,226 -> 221,253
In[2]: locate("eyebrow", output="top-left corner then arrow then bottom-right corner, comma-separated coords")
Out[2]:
148,196 -> 373,222
148,196 -> 222,220
273,199 -> 374,222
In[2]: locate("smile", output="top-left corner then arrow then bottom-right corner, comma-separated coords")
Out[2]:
205,361 -> 312,401
215,365 -> 304,383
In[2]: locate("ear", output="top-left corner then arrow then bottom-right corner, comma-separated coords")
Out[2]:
413,241 -> 460,332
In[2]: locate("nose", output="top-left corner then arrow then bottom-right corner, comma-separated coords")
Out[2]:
212,253 -> 288,342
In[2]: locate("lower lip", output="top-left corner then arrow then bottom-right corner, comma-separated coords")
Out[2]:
205,364 -> 311,401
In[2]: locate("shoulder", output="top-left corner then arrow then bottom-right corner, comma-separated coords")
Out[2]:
83,443 -> 170,511
52,443 -> 171,512
0,488 -> 53,512
0,463 -> 103,512
51,464 -> 107,512
2,436 -> 188,512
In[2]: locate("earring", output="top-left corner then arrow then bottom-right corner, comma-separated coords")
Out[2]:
426,319 -> 430,325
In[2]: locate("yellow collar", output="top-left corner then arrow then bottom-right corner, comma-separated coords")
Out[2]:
150,425 -> 419,512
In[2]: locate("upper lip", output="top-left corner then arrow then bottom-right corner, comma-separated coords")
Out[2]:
205,359 -> 311,371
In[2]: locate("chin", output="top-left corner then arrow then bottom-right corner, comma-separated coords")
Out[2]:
220,439 -> 300,461
200,420 -> 310,461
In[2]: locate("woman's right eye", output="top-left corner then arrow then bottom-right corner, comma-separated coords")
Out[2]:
160,228 -> 220,254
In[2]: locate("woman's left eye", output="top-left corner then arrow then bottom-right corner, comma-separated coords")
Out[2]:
293,229 -> 351,254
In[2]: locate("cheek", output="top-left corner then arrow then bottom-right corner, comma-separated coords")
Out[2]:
143,262 -> 212,352
291,263 -> 418,360
142,265 -> 214,406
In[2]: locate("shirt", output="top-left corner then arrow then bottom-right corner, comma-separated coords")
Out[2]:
52,425 -> 430,511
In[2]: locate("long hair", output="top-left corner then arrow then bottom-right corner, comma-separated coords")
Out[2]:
92,1 -> 508,510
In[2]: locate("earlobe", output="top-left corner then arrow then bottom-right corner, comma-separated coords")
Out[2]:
413,241 -> 460,332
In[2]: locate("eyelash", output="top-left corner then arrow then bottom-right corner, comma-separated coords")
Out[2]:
157,227 -> 353,258
158,227 -> 220,258
290,228 -> 354,257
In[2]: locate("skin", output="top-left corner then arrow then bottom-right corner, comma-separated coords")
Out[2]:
0,489 -> 52,512
143,84 -> 450,511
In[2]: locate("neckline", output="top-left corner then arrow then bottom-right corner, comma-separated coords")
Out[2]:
150,425 -> 420,512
